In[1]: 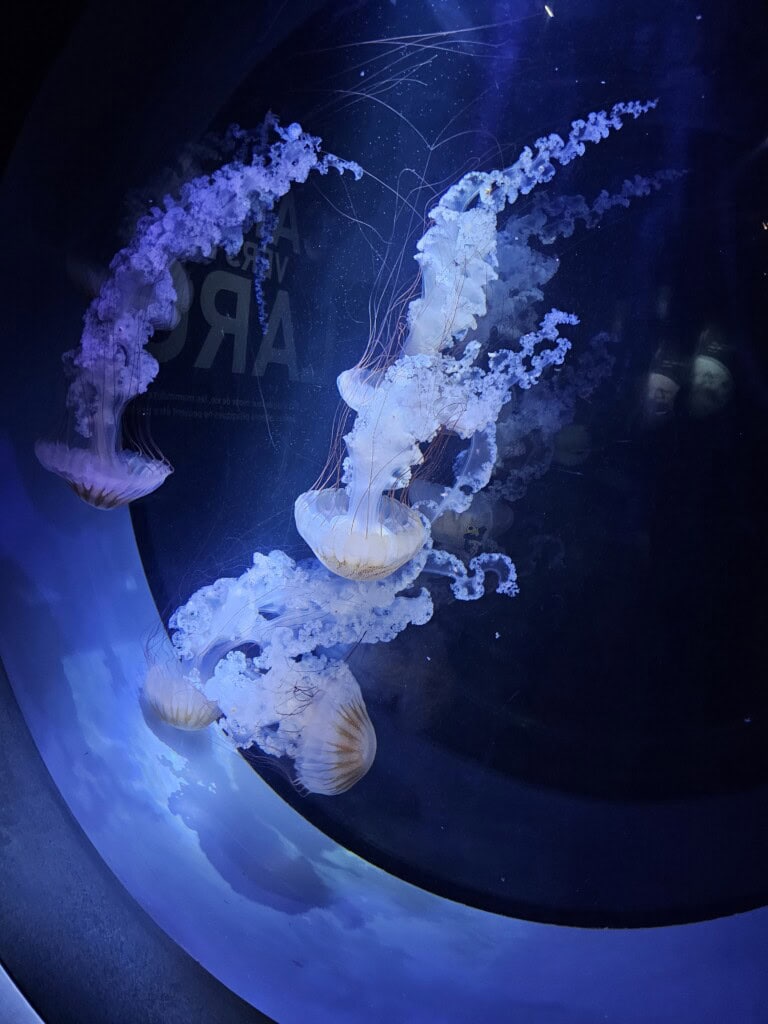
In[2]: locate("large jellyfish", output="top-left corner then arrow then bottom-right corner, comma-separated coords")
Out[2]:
144,101 -> 675,794
294,101 -> 671,581
37,118 -> 361,508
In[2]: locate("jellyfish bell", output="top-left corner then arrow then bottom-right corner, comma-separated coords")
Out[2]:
293,664 -> 377,796
294,488 -> 426,581
641,341 -> 686,426
643,370 -> 681,423
35,438 -> 171,509
688,354 -> 733,418
194,652 -> 378,796
687,325 -> 734,418
35,376 -> 172,510
143,663 -> 221,731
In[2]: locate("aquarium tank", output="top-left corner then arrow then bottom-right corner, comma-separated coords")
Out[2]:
1,0 -> 767,1021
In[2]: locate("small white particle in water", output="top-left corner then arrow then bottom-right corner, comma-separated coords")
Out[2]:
744,717 -> 752,724
360,70 -> 365,77
426,656 -> 431,662
495,632 -> 500,640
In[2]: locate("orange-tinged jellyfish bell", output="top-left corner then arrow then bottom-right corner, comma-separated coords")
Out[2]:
35,440 -> 171,509
295,363 -> 429,581
294,488 -> 425,582
143,664 -> 221,731
294,676 -> 377,795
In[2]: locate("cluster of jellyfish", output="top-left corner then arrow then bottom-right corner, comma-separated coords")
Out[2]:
40,101 -> 676,795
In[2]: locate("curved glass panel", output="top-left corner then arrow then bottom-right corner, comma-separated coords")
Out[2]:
2,1 -> 768,1021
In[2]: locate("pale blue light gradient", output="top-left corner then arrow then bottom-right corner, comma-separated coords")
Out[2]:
2,417 -> 768,1022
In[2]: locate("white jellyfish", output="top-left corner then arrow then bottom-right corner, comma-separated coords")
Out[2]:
35,441 -> 171,510
38,118 -> 361,508
143,663 -> 221,730
293,399 -> 428,583
293,673 -> 377,796
687,325 -> 734,418
295,101 -> 663,582
148,550 -> 430,793
34,339 -> 173,510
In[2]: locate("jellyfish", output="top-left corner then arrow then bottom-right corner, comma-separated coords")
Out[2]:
143,663 -> 221,731
293,673 -> 377,795
295,101 -> 672,581
35,307 -> 174,508
38,117 -> 361,508
641,340 -> 686,425
687,325 -> 734,418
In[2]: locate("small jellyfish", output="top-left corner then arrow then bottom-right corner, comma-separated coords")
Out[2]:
688,325 -> 734,418
643,370 -> 681,423
35,271 -> 174,509
143,663 -> 221,730
293,679 -> 377,796
35,438 -> 172,510
39,117 -> 362,509
36,261 -> 194,508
